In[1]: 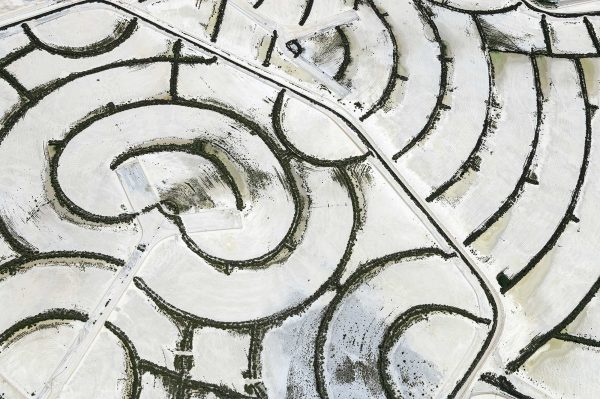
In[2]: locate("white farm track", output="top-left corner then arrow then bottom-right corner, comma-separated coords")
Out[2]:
0,0 -> 598,398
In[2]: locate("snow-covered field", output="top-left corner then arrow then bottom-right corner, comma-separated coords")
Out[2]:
0,0 -> 598,398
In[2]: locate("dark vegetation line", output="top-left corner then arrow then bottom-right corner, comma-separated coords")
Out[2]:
424,0 -> 523,15
139,359 -> 254,399
298,0 -> 314,26
359,0 -> 399,122
210,0 -> 228,43
391,1 -> 448,158
0,69 -> 30,100
0,42 -> 35,101
247,327 -> 267,380
0,43 -> 35,68
173,322 -> 195,399
104,321 -> 143,399
480,373 -> 534,399
540,14 -> 553,54
497,58 -> 591,294
0,308 -> 87,345
170,39 -> 182,99
22,18 -> 138,58
584,17 -> 600,54
555,332 -> 600,348
0,218 -> 36,255
333,26 -> 351,81
134,274 -> 257,330
463,55 -> 543,246
485,46 -> 600,58
262,30 -> 277,67
523,0 -> 600,17
0,250 -> 124,275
